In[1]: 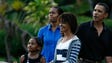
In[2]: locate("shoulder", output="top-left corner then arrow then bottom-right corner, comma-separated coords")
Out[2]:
70,36 -> 81,46
79,21 -> 90,28
38,25 -> 49,35
40,56 -> 46,63
72,36 -> 81,43
20,55 -> 25,63
39,25 -> 49,31
104,25 -> 112,34
77,21 -> 91,33
68,36 -> 81,52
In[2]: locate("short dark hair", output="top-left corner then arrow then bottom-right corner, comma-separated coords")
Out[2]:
32,37 -> 43,48
96,2 -> 109,14
52,6 -> 64,15
58,12 -> 78,34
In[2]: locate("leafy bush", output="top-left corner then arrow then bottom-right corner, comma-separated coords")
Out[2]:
0,29 -> 6,57
23,0 -> 51,34
104,19 -> 112,30
78,16 -> 112,30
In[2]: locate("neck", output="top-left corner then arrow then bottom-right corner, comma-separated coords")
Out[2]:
64,30 -> 74,37
51,22 -> 59,27
51,22 -> 59,32
94,21 -> 103,28
62,32 -> 74,42
28,52 -> 39,59
29,51 -> 38,55
93,21 -> 104,36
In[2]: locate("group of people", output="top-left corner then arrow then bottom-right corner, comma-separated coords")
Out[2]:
20,2 -> 112,63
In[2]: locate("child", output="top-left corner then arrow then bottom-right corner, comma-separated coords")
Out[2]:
20,37 -> 46,63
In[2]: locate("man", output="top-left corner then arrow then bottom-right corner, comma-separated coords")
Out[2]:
77,2 -> 112,63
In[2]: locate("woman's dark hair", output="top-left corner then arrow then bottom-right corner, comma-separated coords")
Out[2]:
58,12 -> 78,34
96,2 -> 109,14
33,37 -> 43,49
52,6 -> 64,15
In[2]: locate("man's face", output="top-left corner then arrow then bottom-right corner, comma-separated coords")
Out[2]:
93,5 -> 108,22
48,7 -> 59,23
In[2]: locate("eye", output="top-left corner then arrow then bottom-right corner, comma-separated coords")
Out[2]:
49,12 -> 55,14
98,10 -> 102,13
93,9 -> 96,12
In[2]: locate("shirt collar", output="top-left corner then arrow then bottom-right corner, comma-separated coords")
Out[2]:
48,24 -> 60,30
90,21 -> 107,30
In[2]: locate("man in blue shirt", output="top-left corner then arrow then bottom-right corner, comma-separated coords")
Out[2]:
38,6 -> 64,63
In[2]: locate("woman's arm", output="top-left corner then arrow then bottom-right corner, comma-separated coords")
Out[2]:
64,40 -> 81,63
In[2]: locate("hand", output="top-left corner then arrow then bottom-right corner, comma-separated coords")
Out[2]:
106,56 -> 112,63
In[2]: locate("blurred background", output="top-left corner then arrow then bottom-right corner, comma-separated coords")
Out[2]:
0,0 -> 112,63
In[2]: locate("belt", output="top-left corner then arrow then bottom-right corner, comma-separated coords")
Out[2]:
79,58 -> 102,63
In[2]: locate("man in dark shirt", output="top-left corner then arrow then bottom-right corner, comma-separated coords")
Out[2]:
77,2 -> 112,63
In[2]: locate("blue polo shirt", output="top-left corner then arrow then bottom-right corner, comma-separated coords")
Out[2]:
38,24 -> 61,63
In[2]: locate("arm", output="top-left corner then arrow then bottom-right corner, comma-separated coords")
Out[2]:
64,40 -> 81,63
106,56 -> 112,63
38,28 -> 44,38
49,38 -> 62,63
40,56 -> 46,63
106,31 -> 112,63
20,55 -> 25,63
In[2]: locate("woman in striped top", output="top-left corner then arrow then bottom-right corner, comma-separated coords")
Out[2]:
51,13 -> 81,63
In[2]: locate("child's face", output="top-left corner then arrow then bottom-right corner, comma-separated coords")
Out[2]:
27,38 -> 38,52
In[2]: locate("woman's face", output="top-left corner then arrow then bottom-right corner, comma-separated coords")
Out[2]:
27,38 -> 38,52
59,22 -> 70,34
48,7 -> 59,23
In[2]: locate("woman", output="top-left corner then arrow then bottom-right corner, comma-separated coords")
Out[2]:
38,6 -> 64,63
52,13 -> 81,63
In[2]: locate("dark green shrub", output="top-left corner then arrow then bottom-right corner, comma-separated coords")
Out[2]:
0,29 -> 6,57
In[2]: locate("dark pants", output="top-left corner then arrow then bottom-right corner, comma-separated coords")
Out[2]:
78,58 -> 102,63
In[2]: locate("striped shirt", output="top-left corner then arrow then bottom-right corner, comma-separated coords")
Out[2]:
53,35 -> 81,63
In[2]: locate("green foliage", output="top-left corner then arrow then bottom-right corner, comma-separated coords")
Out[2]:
19,23 -> 37,36
77,16 -> 92,24
0,29 -> 26,57
23,0 -> 51,34
104,19 -> 112,30
0,0 -> 112,62
0,29 -> 6,56
0,3 -> 8,16
77,16 -> 112,30
11,0 -> 24,11
74,2 -> 90,14
5,0 -> 26,22
54,0 -> 76,6
10,35 -> 25,57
